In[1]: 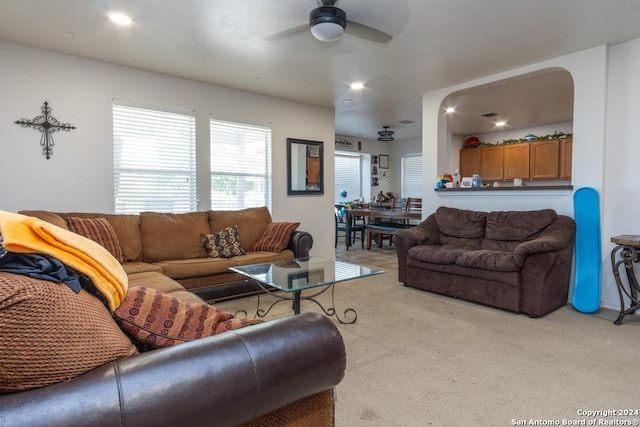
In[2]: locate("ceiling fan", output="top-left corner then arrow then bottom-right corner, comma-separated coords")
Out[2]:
267,0 -> 393,44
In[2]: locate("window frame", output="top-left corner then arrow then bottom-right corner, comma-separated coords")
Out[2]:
112,100 -> 197,214
209,118 -> 272,211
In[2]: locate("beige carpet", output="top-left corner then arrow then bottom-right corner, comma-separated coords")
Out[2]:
216,269 -> 640,426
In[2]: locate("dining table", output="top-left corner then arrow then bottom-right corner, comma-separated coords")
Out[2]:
347,207 -> 422,222
347,207 -> 422,249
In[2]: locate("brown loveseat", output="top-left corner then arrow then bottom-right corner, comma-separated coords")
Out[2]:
394,207 -> 576,317
19,207 -> 313,302
0,209 -> 345,426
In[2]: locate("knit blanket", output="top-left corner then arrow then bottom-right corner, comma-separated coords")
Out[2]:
0,210 -> 127,311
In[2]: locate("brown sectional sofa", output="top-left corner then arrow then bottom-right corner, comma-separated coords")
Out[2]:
394,207 -> 576,317
0,273 -> 346,426
0,208 -> 345,426
19,206 -> 313,302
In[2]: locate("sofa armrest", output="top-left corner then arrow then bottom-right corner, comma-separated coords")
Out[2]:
0,312 -> 345,427
394,215 -> 439,283
288,230 -> 313,258
513,215 -> 576,265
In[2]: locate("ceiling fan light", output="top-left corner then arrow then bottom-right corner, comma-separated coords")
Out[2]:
310,6 -> 346,42
311,22 -> 344,41
377,126 -> 394,141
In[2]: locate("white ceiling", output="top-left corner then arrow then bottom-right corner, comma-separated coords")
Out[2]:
1,0 -> 639,141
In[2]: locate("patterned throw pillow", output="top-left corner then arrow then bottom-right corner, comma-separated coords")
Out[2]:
113,286 -> 263,350
249,222 -> 300,253
0,272 -> 138,392
67,217 -> 124,263
201,225 -> 246,258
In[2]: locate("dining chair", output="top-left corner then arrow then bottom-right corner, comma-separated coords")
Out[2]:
405,197 -> 423,225
367,197 -> 408,248
335,207 -> 364,250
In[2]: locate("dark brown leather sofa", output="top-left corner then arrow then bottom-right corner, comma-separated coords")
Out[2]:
0,311 -> 346,427
394,206 -> 576,317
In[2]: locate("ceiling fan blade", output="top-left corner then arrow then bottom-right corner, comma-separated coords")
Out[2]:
345,20 -> 393,44
266,24 -> 309,41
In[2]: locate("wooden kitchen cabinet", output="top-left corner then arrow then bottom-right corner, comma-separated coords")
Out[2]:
481,145 -> 504,181
529,140 -> 560,179
559,137 -> 572,178
458,137 -> 572,183
459,147 -> 481,178
503,143 -> 530,180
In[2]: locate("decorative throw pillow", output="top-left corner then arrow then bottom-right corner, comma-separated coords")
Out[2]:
249,222 -> 300,253
201,225 -> 246,258
0,272 -> 138,392
67,217 -> 124,263
113,286 -> 263,350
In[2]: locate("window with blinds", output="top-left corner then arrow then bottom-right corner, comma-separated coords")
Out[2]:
210,119 -> 272,211
113,101 -> 197,214
335,152 -> 361,203
402,153 -> 423,198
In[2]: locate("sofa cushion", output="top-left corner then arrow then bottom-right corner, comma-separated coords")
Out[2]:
455,249 -> 520,272
47,212 -> 143,263
67,217 -> 124,263
128,271 -> 186,295
250,222 -> 300,253
18,210 -> 68,230
122,261 -> 164,275
485,209 -> 557,241
208,207 -> 272,249
0,272 -> 138,392
407,245 -> 472,265
152,257 -> 237,280
102,214 -> 144,262
140,212 -> 210,262
435,207 -> 487,239
113,286 -> 262,350
201,225 -> 246,258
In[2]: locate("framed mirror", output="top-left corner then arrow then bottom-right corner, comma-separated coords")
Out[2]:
287,138 -> 324,195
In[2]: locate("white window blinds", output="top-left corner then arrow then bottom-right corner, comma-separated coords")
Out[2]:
113,101 -> 197,214
335,152 -> 361,203
210,119 -> 272,210
402,153 -> 423,198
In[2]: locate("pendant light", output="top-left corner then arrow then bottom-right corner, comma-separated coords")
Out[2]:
377,126 -> 394,141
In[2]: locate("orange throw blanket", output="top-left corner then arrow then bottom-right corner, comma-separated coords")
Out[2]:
0,210 -> 127,312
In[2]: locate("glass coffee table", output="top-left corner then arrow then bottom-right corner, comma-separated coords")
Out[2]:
229,257 -> 385,324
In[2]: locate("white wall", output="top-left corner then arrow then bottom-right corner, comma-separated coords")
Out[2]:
423,45 -> 619,307
603,37 -> 640,311
0,42 -> 336,257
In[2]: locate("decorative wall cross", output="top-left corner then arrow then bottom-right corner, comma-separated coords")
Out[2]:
15,101 -> 76,160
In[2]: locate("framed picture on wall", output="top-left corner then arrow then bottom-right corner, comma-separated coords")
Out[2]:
335,138 -> 355,151
379,154 -> 389,169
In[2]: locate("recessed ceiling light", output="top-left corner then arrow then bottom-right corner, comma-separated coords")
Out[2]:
495,121 -> 507,127
108,12 -> 132,26
342,99 -> 352,104
350,82 -> 364,90
446,107 -> 455,113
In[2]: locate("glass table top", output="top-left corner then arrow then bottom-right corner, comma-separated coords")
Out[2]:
229,256 -> 385,293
